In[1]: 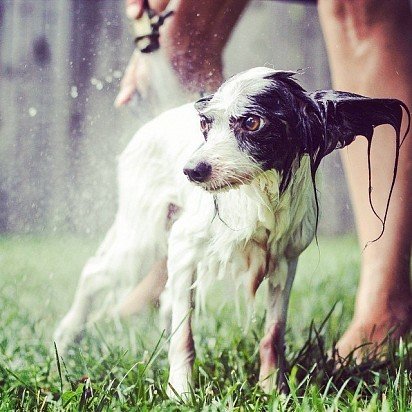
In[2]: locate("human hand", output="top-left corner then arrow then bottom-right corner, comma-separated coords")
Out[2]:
115,0 -> 248,107
115,0 -> 173,107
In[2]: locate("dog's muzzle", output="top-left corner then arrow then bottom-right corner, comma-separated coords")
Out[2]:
183,161 -> 212,183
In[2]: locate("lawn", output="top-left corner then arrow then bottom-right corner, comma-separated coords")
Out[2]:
0,235 -> 410,411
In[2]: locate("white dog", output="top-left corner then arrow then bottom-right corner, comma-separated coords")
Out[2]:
55,67 -> 407,397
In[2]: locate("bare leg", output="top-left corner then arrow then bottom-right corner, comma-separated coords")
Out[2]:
118,258 -> 167,317
318,0 -> 412,357
259,258 -> 297,393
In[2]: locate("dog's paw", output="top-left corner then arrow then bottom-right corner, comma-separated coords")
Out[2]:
259,370 -> 288,395
166,372 -> 192,401
53,312 -> 83,356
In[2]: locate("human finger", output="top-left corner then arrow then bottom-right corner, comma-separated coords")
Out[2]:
125,0 -> 144,19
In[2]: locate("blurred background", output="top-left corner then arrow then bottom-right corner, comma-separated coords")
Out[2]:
0,0 -> 354,238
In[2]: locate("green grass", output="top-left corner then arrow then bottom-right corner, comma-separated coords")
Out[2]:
0,234 -> 410,411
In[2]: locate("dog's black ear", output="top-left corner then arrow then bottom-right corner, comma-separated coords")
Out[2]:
307,90 -> 410,242
194,94 -> 214,112
307,90 -> 410,170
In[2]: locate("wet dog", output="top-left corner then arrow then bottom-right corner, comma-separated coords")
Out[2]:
55,67 -> 408,397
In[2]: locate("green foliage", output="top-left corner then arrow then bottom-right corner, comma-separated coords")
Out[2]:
0,235 -> 411,411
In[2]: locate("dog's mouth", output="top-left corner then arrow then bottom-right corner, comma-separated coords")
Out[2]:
199,175 -> 253,193
201,182 -> 240,193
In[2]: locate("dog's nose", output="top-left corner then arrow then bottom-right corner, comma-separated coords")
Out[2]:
183,162 -> 212,183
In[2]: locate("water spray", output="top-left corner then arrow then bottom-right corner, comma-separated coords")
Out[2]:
128,0 -> 191,116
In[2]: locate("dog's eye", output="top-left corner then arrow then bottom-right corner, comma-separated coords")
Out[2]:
242,115 -> 264,132
199,116 -> 210,135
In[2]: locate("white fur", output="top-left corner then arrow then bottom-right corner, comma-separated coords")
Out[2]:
55,68 -> 317,398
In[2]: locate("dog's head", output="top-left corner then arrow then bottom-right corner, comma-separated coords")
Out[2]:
183,67 -> 409,195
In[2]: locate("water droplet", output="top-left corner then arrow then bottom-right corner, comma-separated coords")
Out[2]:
70,86 -> 78,98
113,70 -> 122,79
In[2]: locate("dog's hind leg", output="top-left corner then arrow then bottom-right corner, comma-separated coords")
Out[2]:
54,131 -> 174,354
54,195 -> 170,355
53,218 -> 162,354
259,257 -> 298,393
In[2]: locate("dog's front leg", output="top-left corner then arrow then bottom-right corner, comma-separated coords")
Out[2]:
259,257 -> 298,393
166,220 -> 197,399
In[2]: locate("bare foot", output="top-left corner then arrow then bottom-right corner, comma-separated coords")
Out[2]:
335,303 -> 412,360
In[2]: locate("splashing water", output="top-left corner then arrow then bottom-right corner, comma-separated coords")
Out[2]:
129,50 -> 197,117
